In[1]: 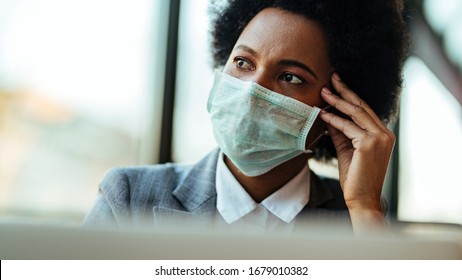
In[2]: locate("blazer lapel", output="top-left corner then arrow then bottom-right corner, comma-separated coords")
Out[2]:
294,171 -> 352,232
152,150 -> 351,230
153,149 -> 220,225
306,171 -> 335,208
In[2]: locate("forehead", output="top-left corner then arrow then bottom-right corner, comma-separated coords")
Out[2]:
235,8 -> 330,69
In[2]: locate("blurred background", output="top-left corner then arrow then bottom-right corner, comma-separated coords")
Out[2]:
0,0 -> 461,229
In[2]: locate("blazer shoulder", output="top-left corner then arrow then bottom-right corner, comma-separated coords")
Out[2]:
93,163 -> 193,222
102,163 -> 192,189
100,163 -> 193,203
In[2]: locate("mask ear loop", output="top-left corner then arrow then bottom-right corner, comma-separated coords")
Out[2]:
322,104 -> 332,111
303,132 -> 324,154
321,105 -> 332,137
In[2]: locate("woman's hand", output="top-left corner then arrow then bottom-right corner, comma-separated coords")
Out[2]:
319,73 -> 395,232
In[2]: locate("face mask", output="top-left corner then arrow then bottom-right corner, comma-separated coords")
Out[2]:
207,70 -> 323,177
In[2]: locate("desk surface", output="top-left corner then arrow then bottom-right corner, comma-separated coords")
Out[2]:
1,222 -> 461,259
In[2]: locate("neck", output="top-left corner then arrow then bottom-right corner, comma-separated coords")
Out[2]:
224,154 -> 310,203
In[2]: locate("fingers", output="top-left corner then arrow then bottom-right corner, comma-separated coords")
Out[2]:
320,109 -> 366,141
330,74 -> 387,131
319,73 -> 396,146
326,124 -> 354,158
321,86 -> 381,134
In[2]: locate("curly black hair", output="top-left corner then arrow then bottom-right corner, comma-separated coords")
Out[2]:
209,0 -> 409,160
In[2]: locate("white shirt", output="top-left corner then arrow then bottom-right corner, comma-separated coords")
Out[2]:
215,152 -> 310,232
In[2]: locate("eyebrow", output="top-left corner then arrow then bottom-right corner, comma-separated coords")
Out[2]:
234,44 -> 259,58
234,44 -> 318,80
279,60 -> 318,81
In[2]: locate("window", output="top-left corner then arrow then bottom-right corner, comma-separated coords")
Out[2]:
172,0 -> 215,163
0,0 -> 168,222
399,57 -> 462,224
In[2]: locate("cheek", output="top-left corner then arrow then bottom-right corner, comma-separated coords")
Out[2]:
296,75 -> 332,108
291,88 -> 325,108
222,62 -> 232,73
222,62 -> 239,78
222,55 -> 237,74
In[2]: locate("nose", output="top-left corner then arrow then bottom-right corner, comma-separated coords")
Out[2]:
222,63 -> 279,93
247,69 -> 276,92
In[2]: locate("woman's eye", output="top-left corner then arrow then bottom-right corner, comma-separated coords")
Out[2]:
280,73 -> 303,84
234,58 -> 253,70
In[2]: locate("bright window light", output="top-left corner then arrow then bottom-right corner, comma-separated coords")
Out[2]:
399,57 -> 462,225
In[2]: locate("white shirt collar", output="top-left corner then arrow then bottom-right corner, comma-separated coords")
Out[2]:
216,152 -> 310,224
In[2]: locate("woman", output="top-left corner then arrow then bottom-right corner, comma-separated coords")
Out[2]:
85,0 -> 408,233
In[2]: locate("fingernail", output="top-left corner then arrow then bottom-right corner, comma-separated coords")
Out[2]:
332,72 -> 341,81
321,87 -> 332,95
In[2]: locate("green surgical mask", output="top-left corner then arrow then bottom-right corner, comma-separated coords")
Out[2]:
207,70 -> 322,177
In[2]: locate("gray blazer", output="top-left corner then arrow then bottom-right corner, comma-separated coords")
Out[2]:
84,149 -> 351,230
